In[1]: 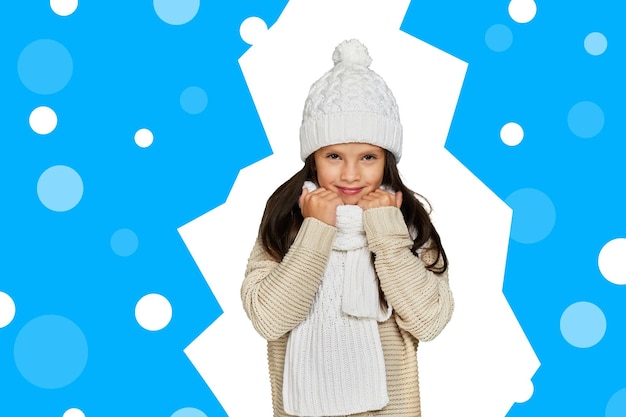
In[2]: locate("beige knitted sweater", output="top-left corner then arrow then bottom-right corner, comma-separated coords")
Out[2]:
242,206 -> 454,417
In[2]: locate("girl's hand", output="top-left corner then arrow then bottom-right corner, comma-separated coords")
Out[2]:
357,189 -> 403,211
299,187 -> 344,226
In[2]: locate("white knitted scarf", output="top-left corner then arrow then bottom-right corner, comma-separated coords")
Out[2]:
282,182 -> 392,417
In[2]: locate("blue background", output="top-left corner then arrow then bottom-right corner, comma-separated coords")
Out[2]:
1,0 -> 624,416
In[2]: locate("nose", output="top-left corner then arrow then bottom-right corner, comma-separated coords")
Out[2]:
340,161 -> 360,182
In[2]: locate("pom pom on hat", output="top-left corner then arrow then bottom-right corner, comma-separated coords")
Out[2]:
299,39 -> 403,162
332,39 -> 373,67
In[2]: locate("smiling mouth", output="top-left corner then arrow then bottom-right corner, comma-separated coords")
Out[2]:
337,187 -> 364,196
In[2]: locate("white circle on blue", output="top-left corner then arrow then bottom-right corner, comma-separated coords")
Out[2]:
508,0 -> 537,24
111,228 -> 139,257
584,32 -> 607,56
485,24 -> 513,52
505,188 -> 556,244
153,0 -> 199,25
567,101 -> 604,138
37,165 -> 84,212
171,407 -> 208,417
180,86 -> 208,115
29,106 -> 58,135
63,408 -> 85,417
134,128 -> 154,148
0,292 -> 16,328
135,294 -> 172,331
560,301 -> 606,348
14,315 -> 88,389
50,0 -> 78,16
607,387 -> 626,417
500,122 -> 524,146
240,16 -> 268,45
598,238 -> 626,285
18,39 -> 73,95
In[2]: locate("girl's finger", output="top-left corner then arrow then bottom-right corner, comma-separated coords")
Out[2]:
298,187 -> 308,209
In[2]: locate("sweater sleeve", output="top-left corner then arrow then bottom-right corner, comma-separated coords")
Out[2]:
241,217 -> 337,341
363,206 -> 454,342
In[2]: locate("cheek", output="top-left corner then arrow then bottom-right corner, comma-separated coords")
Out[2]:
367,165 -> 385,187
315,168 -> 333,188
315,159 -> 344,187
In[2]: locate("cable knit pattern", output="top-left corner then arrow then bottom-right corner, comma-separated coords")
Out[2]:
242,207 -> 454,417
283,204 -> 390,416
299,39 -> 403,162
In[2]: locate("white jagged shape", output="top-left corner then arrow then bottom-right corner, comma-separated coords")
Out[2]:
179,0 -> 540,416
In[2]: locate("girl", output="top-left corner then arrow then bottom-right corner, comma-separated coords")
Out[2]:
241,39 -> 454,417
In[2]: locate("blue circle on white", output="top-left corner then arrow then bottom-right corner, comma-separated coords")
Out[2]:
505,188 -> 556,244
153,0 -> 199,25
180,86 -> 208,115
584,32 -> 608,56
111,228 -> 139,257
37,165 -> 84,212
568,101 -> 604,138
171,408 -> 208,417
560,301 -> 606,348
607,387 -> 626,417
485,24 -> 513,52
18,39 -> 73,95
14,315 -> 88,389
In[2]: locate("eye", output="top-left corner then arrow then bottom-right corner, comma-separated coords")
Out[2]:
326,153 -> 340,160
363,154 -> 377,161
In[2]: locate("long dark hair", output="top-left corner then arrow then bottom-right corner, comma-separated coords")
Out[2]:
259,150 -> 448,274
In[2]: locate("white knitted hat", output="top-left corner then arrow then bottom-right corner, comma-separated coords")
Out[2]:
299,39 -> 403,161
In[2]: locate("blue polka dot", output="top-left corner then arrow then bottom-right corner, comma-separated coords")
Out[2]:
505,188 -> 556,244
568,101 -> 604,138
584,32 -> 607,56
14,315 -> 88,389
606,387 -> 626,417
180,86 -> 208,115
485,24 -> 513,52
111,228 -> 139,257
171,408 -> 208,417
17,39 -> 73,95
153,0 -> 200,25
37,165 -> 84,212
560,301 -> 606,348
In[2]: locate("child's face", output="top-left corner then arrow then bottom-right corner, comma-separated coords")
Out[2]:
313,142 -> 385,205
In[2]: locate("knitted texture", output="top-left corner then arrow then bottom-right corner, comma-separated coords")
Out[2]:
283,202 -> 390,416
299,39 -> 403,162
242,207 -> 454,417
302,181 -> 392,320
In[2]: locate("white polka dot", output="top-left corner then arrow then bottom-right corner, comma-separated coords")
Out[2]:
63,408 -> 85,417
500,122 -> 524,146
134,128 -> 154,148
29,106 -> 58,135
240,16 -> 268,46
0,292 -> 16,328
508,0 -> 537,24
598,238 -> 626,285
50,0 -> 78,16
514,378 -> 535,403
135,293 -> 172,331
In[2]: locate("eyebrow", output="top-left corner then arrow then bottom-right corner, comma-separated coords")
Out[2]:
358,149 -> 384,157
